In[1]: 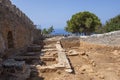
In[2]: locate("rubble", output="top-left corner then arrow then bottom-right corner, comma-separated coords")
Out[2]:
79,51 -> 86,55
68,50 -> 78,56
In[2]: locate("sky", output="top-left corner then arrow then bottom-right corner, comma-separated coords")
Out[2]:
11,0 -> 120,30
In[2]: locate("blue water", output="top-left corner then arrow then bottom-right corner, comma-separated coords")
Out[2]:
52,29 -> 69,35
52,29 -> 84,36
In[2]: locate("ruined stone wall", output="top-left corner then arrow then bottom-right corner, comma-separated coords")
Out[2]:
60,37 -> 80,49
0,33 -> 5,55
80,30 -> 120,46
0,0 -> 37,56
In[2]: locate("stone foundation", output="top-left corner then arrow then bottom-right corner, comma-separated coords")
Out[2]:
60,37 -> 80,49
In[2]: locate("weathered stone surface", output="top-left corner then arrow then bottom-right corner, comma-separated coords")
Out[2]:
80,30 -> 120,46
0,0 -> 43,80
57,52 -> 71,69
79,51 -> 86,55
21,52 -> 39,56
0,0 -> 42,57
79,65 -> 94,73
60,37 -> 80,49
27,45 -> 42,52
41,56 -> 55,61
112,50 -> 120,56
41,48 -> 57,52
56,41 -> 65,52
2,59 -> 25,73
36,65 -> 57,73
56,41 -> 73,73
44,45 -> 56,49
37,39 -> 73,73
0,33 -> 5,54
0,58 -> 2,74
68,50 -> 78,56
11,56 -> 40,60
65,69 -> 73,73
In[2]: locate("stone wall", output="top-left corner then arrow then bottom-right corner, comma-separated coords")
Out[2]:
80,30 -> 120,46
0,0 -> 40,56
60,37 -> 80,49
0,0 -> 33,25
0,33 -> 5,55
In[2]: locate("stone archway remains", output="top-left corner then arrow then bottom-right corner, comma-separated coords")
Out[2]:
7,31 -> 14,48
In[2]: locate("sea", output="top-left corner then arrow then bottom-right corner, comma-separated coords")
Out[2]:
52,29 -> 85,36
52,29 -> 69,35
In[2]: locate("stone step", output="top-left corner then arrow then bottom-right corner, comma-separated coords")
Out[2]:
41,56 -> 56,61
21,52 -> 40,56
27,45 -> 42,52
3,65 -> 31,80
10,56 -> 40,60
36,65 -> 57,73
2,59 -> 26,73
41,49 -> 57,52
44,45 -> 56,49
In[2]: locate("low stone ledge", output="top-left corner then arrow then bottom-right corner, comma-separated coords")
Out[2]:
44,45 -> 56,49
41,56 -> 56,61
21,52 -> 40,56
56,41 -> 73,73
11,56 -> 40,60
2,59 -> 26,73
36,65 -> 57,73
41,48 -> 57,52
27,45 -> 42,52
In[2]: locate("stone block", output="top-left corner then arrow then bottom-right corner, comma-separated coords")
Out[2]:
41,56 -> 55,61
68,50 -> 78,56
2,59 -> 26,73
27,45 -> 42,52
36,65 -> 57,73
22,52 -> 39,56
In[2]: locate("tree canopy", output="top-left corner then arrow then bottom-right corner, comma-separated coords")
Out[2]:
65,11 -> 101,35
47,26 -> 54,34
42,26 -> 54,34
103,14 -> 120,32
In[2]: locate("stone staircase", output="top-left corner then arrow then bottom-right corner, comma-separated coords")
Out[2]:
1,43 -> 43,80
9,44 -> 42,61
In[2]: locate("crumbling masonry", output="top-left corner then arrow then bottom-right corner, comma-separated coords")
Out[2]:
0,0 -> 41,57
0,0 -> 42,79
